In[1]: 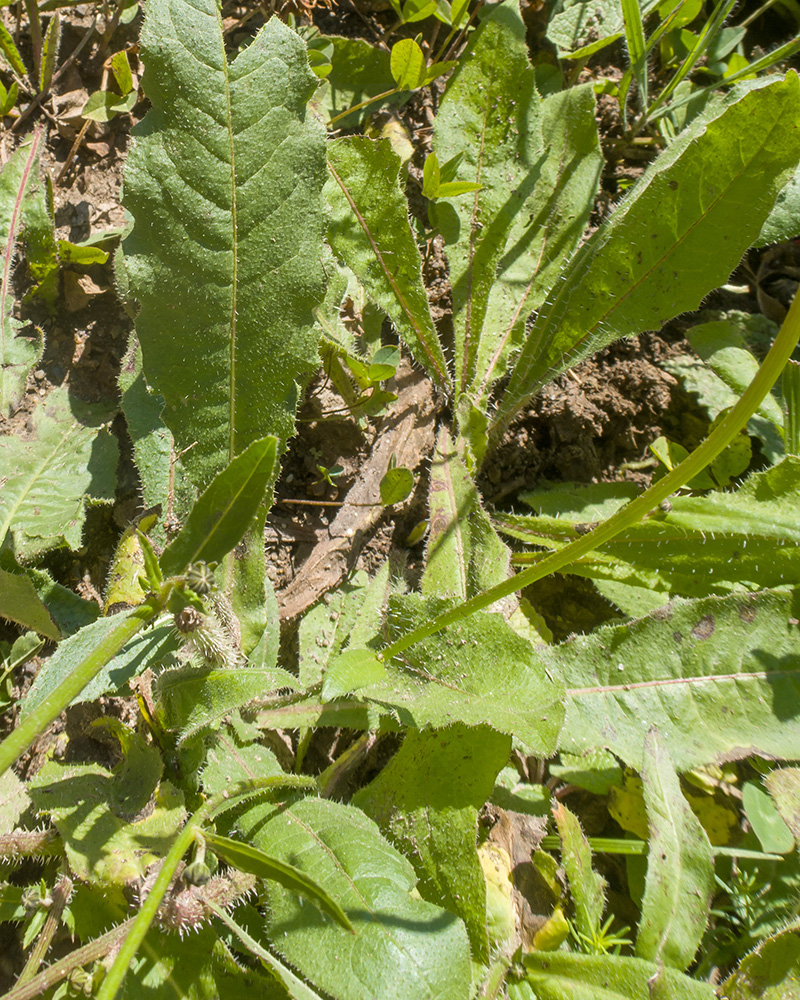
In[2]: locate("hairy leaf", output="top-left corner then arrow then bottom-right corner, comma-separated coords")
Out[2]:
498,457 -> 800,598
522,950 -> 714,999
160,437 -> 277,578
123,2 -> 327,491
30,760 -> 185,907
0,130 -> 43,416
203,830 -> 353,931
492,73 -> 800,444
0,385 -> 117,558
354,723 -> 511,962
21,615 -> 178,719
326,136 -> 448,388
434,1 -> 542,393
383,594 -> 563,751
553,589 -> 800,771
719,921 -> 800,999
765,767 -> 800,846
0,562 -> 60,638
235,796 -> 472,1000
552,802 -> 605,944
155,664 -> 299,743
635,731 -> 714,970
118,337 -> 196,546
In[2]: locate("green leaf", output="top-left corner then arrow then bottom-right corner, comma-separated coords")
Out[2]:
22,167 -> 59,310
0,385 -> 118,558
0,80 -> 18,116
492,73 -> 800,442
312,36 -> 396,129
552,802 -> 605,944
20,614 -> 178,719
742,780 -> 795,855
390,38 -> 426,90
235,796 -> 472,1000
1,132 -> 44,415
82,88 -> 136,121
379,465 -> 414,505
160,437 -> 277,578
382,594 -> 564,751
635,730 -> 714,970
434,1 -> 542,393
110,49 -> 133,94
118,337 -> 196,548
765,767 -> 800,847
758,162 -> 800,246
499,457 -> 800,598
322,647 -> 386,700
39,12 -> 60,93
29,761 -> 185,907
719,921 -> 800,999
57,239 -> 109,265
0,563 -> 60,638
154,664 -> 299,743
0,20 -> 27,78
522,950 -> 714,999
424,427 -> 520,603
354,723 -> 511,963
326,137 -> 449,388
422,151 -> 440,198
123,4 -> 327,490
553,589 -> 800,771
202,830 -> 353,931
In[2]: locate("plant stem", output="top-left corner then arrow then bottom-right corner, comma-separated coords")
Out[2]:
380,287 -> 800,661
327,88 -> 398,127
0,590 -> 170,780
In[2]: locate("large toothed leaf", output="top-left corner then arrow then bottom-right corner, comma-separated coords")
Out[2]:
636,731 -> 714,971
0,130 -> 44,417
0,385 -> 117,558
233,796 -> 472,1000
552,589 -> 800,772
492,72 -> 800,444
433,1 -> 542,393
326,136 -> 449,389
122,1 -> 327,491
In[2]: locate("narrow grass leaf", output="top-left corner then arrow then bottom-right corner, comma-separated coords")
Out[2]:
123,1 -> 327,491
635,730 -> 714,970
553,589 -> 800,771
326,137 -> 449,388
492,73 -> 800,443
